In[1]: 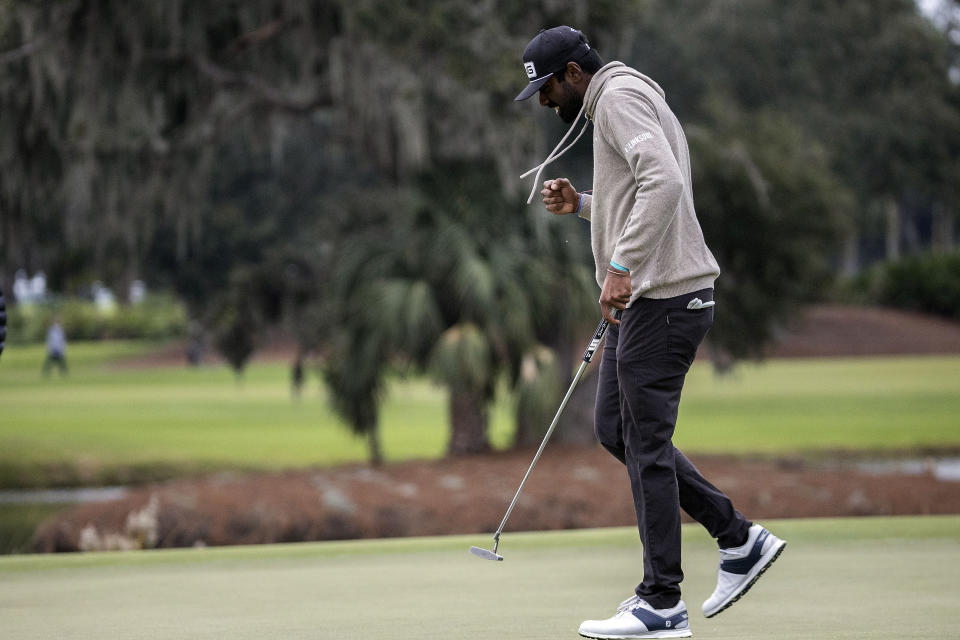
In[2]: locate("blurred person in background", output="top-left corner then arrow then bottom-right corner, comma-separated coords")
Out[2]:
43,316 -> 68,376
515,26 -> 786,639
291,351 -> 305,401
186,320 -> 205,366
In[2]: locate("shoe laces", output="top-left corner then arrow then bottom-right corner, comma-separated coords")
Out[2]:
617,595 -> 643,613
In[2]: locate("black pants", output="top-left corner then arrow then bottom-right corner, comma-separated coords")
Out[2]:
43,352 -> 68,376
595,288 -> 750,609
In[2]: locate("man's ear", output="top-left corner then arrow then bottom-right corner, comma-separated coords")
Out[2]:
565,61 -> 584,83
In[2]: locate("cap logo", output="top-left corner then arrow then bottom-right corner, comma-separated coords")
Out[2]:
524,61 -> 537,79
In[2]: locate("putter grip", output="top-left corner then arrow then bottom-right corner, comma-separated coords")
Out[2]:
581,317 -> 608,363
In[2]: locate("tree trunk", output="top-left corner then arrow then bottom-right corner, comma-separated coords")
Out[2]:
447,387 -> 490,455
902,205 -> 921,255
931,203 -> 955,254
555,326 -> 605,445
513,407 -> 541,449
554,364 -> 600,445
885,197 -> 901,261
840,227 -> 861,278
513,339 -> 599,448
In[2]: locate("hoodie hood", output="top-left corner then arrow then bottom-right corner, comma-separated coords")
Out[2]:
584,61 -> 666,119
520,61 -> 667,204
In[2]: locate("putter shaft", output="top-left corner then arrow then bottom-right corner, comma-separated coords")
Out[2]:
491,359 -> 590,542
488,315 -> 612,548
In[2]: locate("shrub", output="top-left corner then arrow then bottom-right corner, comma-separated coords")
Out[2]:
849,251 -> 960,320
6,294 -> 188,343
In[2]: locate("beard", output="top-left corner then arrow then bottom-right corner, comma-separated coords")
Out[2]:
556,81 -> 584,123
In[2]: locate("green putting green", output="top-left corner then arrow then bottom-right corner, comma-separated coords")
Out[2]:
1,516 -> 957,639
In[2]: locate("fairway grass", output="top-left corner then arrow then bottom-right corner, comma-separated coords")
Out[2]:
0,516 -> 957,639
1,341 -> 959,487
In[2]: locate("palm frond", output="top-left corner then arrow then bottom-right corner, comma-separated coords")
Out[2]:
514,345 -> 564,436
428,323 -> 492,392
369,277 -> 443,361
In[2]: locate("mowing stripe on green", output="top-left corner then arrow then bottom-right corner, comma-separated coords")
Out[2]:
1,516 -> 958,639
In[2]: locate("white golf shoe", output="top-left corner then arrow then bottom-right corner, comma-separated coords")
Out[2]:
578,595 -> 692,639
702,523 -> 786,618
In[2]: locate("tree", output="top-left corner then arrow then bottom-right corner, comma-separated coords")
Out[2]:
5,0 -> 959,457
209,277 -> 263,380
633,0 -> 960,268
688,109 -> 851,361
322,314 -> 389,465
0,1 -> 346,296
319,161 -> 596,456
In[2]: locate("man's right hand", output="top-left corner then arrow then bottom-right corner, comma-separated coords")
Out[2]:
541,178 -> 579,215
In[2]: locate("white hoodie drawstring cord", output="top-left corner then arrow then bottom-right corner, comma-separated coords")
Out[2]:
521,102 -> 590,204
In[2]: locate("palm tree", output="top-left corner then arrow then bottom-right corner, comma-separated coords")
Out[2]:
322,161 -> 596,457
322,319 -> 389,465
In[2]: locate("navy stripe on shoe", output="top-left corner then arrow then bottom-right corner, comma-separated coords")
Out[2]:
631,606 -> 689,631
721,529 -> 770,575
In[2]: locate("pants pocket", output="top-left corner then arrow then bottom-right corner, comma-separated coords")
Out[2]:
666,307 -> 713,364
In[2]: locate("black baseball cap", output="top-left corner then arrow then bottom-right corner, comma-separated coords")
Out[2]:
514,26 -> 592,101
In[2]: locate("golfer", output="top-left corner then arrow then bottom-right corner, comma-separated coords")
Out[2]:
515,27 -> 785,639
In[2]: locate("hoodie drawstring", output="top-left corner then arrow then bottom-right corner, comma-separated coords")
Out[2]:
521,102 -> 591,204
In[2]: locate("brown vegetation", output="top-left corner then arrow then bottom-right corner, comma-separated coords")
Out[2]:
34,446 -> 960,553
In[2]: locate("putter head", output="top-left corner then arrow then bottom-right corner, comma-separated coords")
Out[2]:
469,545 -> 504,561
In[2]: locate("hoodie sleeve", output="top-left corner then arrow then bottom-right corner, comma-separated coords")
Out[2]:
577,192 -> 592,221
594,92 -> 684,273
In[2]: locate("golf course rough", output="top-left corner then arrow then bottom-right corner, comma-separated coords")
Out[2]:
1,516 -> 958,639
3,347 -> 960,488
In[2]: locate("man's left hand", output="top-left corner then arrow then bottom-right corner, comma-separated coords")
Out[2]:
599,269 -> 631,324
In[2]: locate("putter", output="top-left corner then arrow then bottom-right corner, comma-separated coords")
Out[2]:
469,313 -> 616,561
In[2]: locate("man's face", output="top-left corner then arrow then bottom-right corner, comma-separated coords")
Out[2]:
538,74 -> 583,124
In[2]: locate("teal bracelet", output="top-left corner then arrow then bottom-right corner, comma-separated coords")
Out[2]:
609,260 -> 629,272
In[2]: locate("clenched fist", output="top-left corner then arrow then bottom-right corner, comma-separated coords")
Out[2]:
540,178 -> 579,215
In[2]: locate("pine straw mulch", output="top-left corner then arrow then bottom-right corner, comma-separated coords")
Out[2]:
34,445 -> 960,552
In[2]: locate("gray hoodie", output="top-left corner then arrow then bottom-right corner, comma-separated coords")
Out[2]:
578,62 -> 719,302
